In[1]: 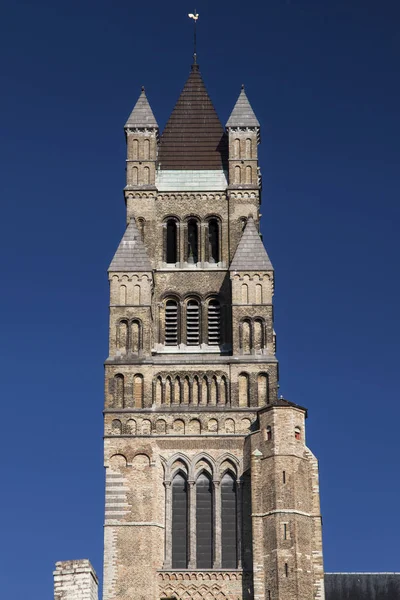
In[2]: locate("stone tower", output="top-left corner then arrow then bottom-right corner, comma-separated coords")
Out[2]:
103,64 -> 325,600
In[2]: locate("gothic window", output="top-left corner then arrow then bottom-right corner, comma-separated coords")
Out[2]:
196,472 -> 213,568
133,374 -> 144,408
207,299 -> 221,345
186,299 -> 200,345
208,219 -> 220,263
187,219 -> 199,263
165,300 -> 179,345
238,373 -> 250,407
221,472 -> 237,568
114,374 -> 124,408
166,219 -> 178,264
172,473 -> 188,568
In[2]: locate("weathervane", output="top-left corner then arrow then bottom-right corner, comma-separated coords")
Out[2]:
188,10 -> 199,64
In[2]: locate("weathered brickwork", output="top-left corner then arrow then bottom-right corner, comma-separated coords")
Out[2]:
100,64 -> 326,600
54,560 -> 98,600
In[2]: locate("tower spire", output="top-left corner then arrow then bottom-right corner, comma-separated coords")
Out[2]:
188,10 -> 199,64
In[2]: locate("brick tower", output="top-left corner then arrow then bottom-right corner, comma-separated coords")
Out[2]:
103,64 -> 325,600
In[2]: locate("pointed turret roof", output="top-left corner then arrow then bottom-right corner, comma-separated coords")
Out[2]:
230,217 -> 273,271
108,219 -> 152,272
226,87 -> 260,128
158,64 -> 227,170
124,88 -> 158,129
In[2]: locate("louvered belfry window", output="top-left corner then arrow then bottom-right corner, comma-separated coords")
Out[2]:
208,300 -> 221,345
165,300 -> 178,345
186,300 -> 200,345
172,473 -> 188,568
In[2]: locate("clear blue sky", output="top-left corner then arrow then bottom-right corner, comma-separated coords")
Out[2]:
1,0 -> 399,598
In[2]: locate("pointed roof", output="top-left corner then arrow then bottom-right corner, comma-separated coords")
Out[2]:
226,86 -> 260,128
108,219 -> 152,272
124,88 -> 158,129
230,217 -> 273,271
158,64 -> 227,170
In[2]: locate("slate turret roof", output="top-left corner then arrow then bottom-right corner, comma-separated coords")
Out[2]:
230,216 -> 273,271
125,88 -> 158,129
226,86 -> 260,128
158,64 -> 227,170
108,219 -> 152,272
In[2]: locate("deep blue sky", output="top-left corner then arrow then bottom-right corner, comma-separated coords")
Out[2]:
1,0 -> 400,597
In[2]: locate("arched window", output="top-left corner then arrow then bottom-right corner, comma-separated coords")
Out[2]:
156,376 -> 163,405
187,219 -> 199,263
114,374 -> 124,408
143,138 -> 150,159
238,373 -> 250,407
245,138 -> 252,158
131,165 -> 138,185
208,300 -> 220,345
234,138 -> 240,158
196,472 -> 213,568
241,319 -> 251,354
143,166 -> 150,184
186,299 -> 200,345
165,300 -> 178,345
241,283 -> 249,304
245,166 -> 252,184
221,472 -> 237,568
172,473 -> 188,568
208,219 -> 220,263
166,219 -> 178,264
255,283 -> 262,304
254,319 -> 264,351
165,376 -> 172,405
131,320 -> 140,353
119,285 -> 127,305
258,373 -> 269,405
266,425 -> 272,441
295,427 -> 301,440
234,165 -> 241,184
133,374 -> 144,408
132,139 -> 138,159
117,320 -> 128,353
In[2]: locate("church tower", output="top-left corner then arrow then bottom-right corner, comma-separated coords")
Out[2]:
103,63 -> 325,600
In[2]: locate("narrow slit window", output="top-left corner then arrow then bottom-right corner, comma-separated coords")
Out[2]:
186,300 -> 200,345
285,563 -> 289,577
187,219 -> 199,263
283,471 -> 286,484
165,300 -> 178,346
208,219 -> 220,263
166,220 -> 178,264
207,300 -> 220,345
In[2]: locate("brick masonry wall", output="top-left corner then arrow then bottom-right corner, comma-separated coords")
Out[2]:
54,560 -> 98,600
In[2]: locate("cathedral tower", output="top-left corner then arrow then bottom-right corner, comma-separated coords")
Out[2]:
103,63 -> 325,600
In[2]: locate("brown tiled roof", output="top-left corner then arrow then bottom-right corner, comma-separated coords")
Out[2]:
158,64 -> 227,170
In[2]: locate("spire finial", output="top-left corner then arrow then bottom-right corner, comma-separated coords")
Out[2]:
141,85 -> 145,92
188,10 -> 200,64
241,83 -> 245,90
